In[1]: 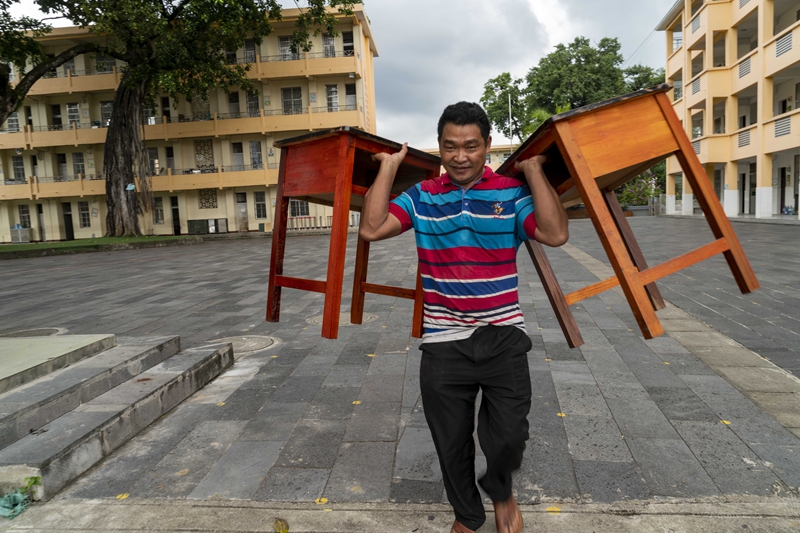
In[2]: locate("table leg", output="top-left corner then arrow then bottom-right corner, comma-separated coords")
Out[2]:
555,121 -> 664,339
321,136 -> 356,339
655,93 -> 759,294
524,240 -> 584,348
603,189 -> 666,311
411,268 -> 424,338
266,147 -> 290,323
351,236 -> 370,325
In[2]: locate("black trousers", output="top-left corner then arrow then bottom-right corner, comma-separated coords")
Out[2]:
420,325 -> 533,531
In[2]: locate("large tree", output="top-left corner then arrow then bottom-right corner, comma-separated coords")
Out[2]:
482,36 -> 666,142
35,0 -> 361,236
0,0 -> 99,126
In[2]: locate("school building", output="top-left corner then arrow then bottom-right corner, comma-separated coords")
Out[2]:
0,6 -> 377,242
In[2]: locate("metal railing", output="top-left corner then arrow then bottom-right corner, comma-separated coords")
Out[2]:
307,50 -> 355,59
173,166 -> 217,175
41,67 -> 121,78
37,174 -> 101,183
220,164 -> 266,172
260,53 -> 301,63
310,105 -> 358,114
0,179 -> 27,186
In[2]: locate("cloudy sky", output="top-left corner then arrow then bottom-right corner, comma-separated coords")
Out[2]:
13,0 -> 678,148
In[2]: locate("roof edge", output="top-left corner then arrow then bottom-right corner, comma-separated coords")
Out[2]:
656,0 -> 684,31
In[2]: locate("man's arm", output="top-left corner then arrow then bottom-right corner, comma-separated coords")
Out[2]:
515,156 -> 569,247
359,143 -> 408,242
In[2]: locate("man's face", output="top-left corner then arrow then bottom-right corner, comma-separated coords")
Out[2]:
438,123 -> 491,188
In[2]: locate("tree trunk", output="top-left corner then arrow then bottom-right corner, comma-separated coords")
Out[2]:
103,70 -> 152,237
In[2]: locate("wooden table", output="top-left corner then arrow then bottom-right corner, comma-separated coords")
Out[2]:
497,84 -> 760,345
266,127 -> 441,339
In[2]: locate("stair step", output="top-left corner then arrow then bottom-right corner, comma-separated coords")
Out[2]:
0,343 -> 233,501
0,334 -> 117,394
0,336 -> 180,450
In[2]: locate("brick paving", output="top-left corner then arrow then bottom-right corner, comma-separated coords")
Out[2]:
0,218 -> 798,508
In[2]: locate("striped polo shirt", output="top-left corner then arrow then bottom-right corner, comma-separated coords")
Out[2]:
388,166 -> 537,343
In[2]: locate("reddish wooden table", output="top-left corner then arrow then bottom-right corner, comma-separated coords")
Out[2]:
266,127 -> 441,339
498,84 -> 760,344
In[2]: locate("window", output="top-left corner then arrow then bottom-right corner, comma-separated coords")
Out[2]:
255,191 -> 267,219
100,101 -> 114,126
153,197 -> 165,224
485,153 -> 491,164
95,54 -> 116,73
282,87 -> 303,115
231,142 -> 244,170
78,201 -> 90,228
66,103 -> 80,127
143,107 -> 156,125
342,31 -> 354,56
323,34 -> 335,57
166,146 -> 175,172
199,188 -> 218,209
56,153 -> 68,178
228,92 -> 240,117
63,58 -> 75,76
18,205 -> 30,228
246,91 -> 260,117
290,199 -> 309,217
72,152 -> 85,177
250,141 -> 263,169
147,147 -> 159,175
7,112 -> 19,132
326,84 -> 339,112
345,83 -> 356,110
225,49 -> 237,64
244,40 -> 256,63
167,146 -> 175,172
12,156 -> 24,180
279,36 -> 300,61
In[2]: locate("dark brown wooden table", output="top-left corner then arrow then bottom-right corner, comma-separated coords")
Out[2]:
266,127 -> 441,339
497,84 -> 760,345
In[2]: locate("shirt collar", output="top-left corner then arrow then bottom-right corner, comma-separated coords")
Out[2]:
439,166 -> 495,189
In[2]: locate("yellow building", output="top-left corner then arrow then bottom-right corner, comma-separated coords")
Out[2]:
657,0 -> 800,218
0,6 -> 377,242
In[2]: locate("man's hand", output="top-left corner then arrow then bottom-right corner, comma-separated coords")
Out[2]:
514,154 -> 568,247
372,142 -> 408,169
514,154 -> 547,176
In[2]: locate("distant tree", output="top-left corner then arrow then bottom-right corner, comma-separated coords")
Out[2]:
525,36 -> 627,114
36,0 -> 361,237
480,72 -> 527,143
0,0 -> 98,126
624,64 -> 666,92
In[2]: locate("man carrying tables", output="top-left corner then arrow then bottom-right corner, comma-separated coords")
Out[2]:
359,102 -> 569,533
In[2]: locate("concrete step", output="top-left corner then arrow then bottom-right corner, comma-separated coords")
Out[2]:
0,343 -> 233,501
0,336 -> 181,450
0,334 -> 117,394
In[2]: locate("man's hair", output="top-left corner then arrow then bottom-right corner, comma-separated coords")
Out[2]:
437,102 -> 491,143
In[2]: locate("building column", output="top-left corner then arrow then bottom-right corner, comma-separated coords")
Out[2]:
666,170 -> 678,214
682,172 -> 694,215
0,202 -> 13,243
756,153 -> 773,217
723,160 -> 739,217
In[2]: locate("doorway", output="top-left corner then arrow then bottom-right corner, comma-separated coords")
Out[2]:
740,173 -> 746,214
37,204 -> 45,241
780,167 -> 788,212
62,202 -> 74,241
170,196 -> 181,235
749,163 -> 757,214
236,192 -> 249,232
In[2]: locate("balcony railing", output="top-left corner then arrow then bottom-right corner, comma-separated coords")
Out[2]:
32,122 -> 105,132
220,164 -> 266,172
310,105 -> 358,114
173,166 -> 217,175
37,174 -> 102,183
0,178 -> 27,186
40,67 -> 121,79
215,111 -> 261,120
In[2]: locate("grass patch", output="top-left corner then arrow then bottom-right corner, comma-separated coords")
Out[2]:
0,235 -> 196,253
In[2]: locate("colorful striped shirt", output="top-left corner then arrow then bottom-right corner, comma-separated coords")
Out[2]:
388,166 -> 537,343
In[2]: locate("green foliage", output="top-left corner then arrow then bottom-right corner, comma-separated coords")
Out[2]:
624,64 -> 665,92
616,166 -> 664,208
525,37 -> 626,114
21,476 -> 41,497
0,0 -> 51,70
480,72 -> 527,141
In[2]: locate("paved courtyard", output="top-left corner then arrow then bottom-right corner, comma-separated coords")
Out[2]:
1,216 -> 800,530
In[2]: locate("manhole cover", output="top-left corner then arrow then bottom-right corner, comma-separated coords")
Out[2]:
0,328 -> 66,338
208,335 -> 276,355
306,312 -> 379,326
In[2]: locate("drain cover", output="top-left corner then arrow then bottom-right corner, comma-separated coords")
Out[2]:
208,335 -> 276,355
0,328 -> 65,338
306,312 -> 379,326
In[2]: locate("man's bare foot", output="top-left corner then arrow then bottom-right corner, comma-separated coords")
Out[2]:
450,520 -> 477,533
493,496 -> 523,533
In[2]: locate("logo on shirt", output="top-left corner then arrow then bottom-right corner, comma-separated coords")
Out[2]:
493,202 -> 504,216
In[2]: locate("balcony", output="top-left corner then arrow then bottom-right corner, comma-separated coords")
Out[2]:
764,21 -> 800,78
686,69 -> 730,109
763,109 -> 800,153
732,0 -> 757,27
731,49 -> 759,94
691,134 -> 730,164
152,164 -> 280,191
246,50 -> 360,80
686,9 -> 707,51
731,124 -> 759,160
24,68 -> 122,96
0,178 -> 34,201
667,49 -> 683,79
